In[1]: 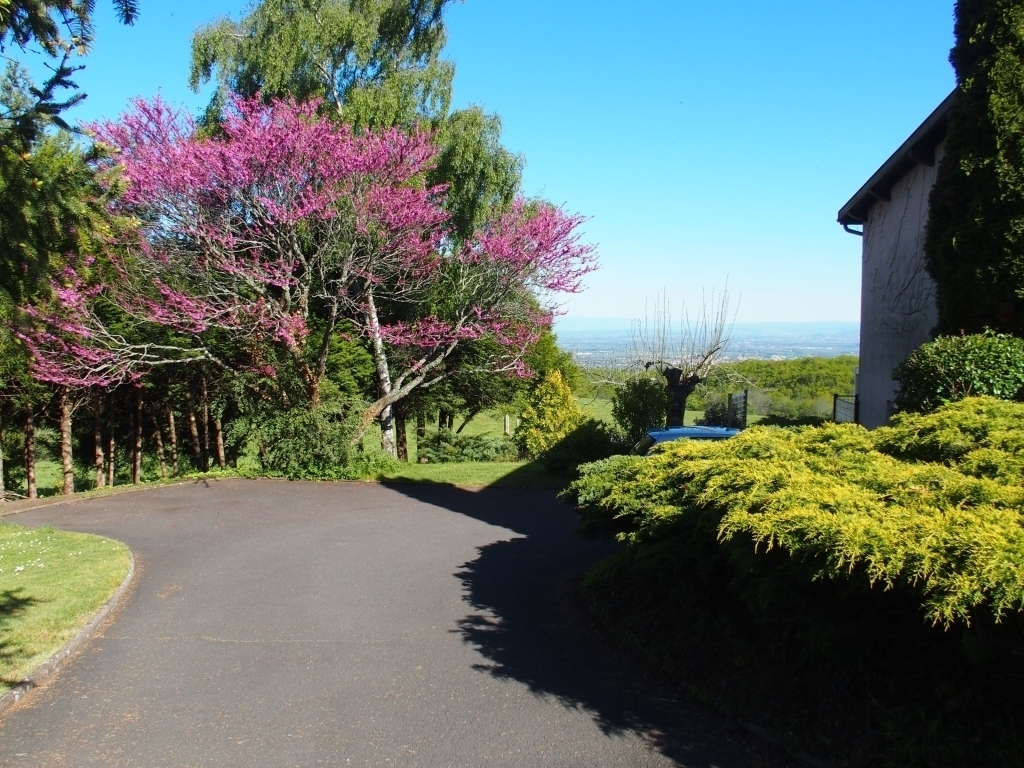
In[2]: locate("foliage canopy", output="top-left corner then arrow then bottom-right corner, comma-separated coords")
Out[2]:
925,0 -> 1024,334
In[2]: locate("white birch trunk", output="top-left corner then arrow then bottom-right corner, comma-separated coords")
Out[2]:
366,291 -> 397,458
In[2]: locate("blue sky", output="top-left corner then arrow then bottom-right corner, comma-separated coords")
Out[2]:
26,0 -> 956,324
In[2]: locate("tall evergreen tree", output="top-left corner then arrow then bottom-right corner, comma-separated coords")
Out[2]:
926,0 -> 1024,335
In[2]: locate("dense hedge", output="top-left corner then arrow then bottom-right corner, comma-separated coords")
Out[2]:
570,399 -> 1024,627
893,331 -> 1024,413
925,0 -> 1024,335
566,396 -> 1024,765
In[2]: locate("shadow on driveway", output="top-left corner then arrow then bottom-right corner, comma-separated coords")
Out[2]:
382,482 -> 785,768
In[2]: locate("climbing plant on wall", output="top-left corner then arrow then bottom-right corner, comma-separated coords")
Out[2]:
925,0 -> 1024,335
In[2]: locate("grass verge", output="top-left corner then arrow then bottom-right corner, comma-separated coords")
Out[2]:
365,459 -> 569,488
0,522 -> 131,694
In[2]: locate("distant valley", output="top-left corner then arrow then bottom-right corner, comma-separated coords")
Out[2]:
553,319 -> 859,366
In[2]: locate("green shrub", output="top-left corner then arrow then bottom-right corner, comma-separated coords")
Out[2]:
874,396 -> 1024,482
893,331 -> 1024,414
417,429 -> 517,464
567,411 -> 1024,628
695,400 -> 730,426
541,418 -> 622,474
237,401 -> 361,480
611,375 -> 667,444
515,370 -> 585,458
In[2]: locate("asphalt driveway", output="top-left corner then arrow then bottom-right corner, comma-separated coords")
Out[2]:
0,479 -> 787,767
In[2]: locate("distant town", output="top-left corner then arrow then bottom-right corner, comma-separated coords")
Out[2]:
555,319 -> 859,367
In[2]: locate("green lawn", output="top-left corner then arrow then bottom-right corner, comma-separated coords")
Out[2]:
0,522 -> 131,694
366,459 -> 568,488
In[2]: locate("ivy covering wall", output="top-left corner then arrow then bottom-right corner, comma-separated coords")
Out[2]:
926,0 -> 1024,335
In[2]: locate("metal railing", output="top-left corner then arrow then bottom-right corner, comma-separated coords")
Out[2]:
728,389 -> 749,429
833,394 -> 859,424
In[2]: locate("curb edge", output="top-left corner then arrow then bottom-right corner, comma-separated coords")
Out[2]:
0,551 -> 136,717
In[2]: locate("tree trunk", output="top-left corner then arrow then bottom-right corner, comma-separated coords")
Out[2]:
59,387 -> 74,495
152,415 -> 167,480
366,291 -> 397,458
93,406 -> 105,489
416,412 -> 426,439
199,375 -> 210,472
447,412 -> 455,431
0,409 -> 6,502
379,406 -> 396,456
132,393 -> 142,485
24,410 -> 36,499
395,410 -> 408,462
167,407 -> 179,476
185,391 -> 202,467
438,409 -> 448,431
107,395 -> 115,487
214,417 -> 226,468
664,369 -> 701,428
456,410 -> 479,434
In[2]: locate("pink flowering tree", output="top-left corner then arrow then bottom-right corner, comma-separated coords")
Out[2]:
21,95 -> 596,456
349,199 -> 595,453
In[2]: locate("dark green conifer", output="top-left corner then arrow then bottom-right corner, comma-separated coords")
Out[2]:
925,0 -> 1024,334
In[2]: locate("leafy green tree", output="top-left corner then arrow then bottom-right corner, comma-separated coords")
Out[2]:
189,0 -> 522,239
0,71 -> 116,303
925,0 -> 1024,334
524,328 -> 581,392
190,0 -> 451,129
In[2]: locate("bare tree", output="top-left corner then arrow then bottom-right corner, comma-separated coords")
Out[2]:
630,287 -> 737,427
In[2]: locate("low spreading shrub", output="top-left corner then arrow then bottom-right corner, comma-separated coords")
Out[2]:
416,429 -> 517,464
570,413 -> 1024,626
894,331 -> 1024,413
234,401 -> 362,480
567,397 -> 1024,765
874,396 -> 1024,481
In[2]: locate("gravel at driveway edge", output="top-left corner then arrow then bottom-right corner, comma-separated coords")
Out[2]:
0,552 -> 136,716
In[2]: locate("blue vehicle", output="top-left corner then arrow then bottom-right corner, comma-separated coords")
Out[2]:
632,426 -> 741,456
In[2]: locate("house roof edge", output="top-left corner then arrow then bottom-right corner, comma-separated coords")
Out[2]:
838,90 -> 957,227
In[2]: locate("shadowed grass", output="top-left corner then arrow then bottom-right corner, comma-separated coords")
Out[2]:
0,523 -> 130,694
365,460 -> 569,489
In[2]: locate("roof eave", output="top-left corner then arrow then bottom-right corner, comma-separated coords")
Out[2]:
837,89 -> 957,227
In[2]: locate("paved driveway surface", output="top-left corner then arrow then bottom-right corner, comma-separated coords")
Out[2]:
0,480 -> 788,767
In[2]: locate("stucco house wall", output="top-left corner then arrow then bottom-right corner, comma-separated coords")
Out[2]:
838,91 -> 955,428
857,145 -> 942,428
